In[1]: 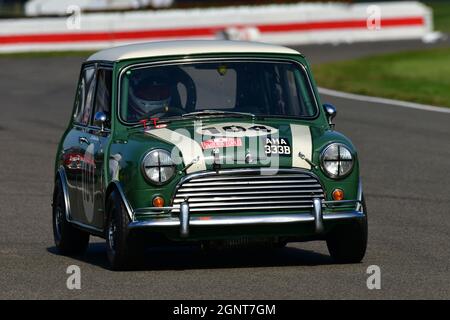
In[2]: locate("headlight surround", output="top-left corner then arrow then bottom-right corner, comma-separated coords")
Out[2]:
141,149 -> 176,185
320,143 -> 354,179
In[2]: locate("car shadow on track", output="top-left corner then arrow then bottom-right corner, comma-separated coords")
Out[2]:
48,242 -> 334,271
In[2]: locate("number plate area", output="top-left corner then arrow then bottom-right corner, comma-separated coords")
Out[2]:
264,137 -> 292,156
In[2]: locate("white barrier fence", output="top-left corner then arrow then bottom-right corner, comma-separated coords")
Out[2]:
0,1 -> 433,53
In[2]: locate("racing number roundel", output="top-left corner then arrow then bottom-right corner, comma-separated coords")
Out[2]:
197,123 -> 278,138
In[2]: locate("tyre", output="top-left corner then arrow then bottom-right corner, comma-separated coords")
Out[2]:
326,195 -> 368,263
105,191 -> 140,270
52,179 -> 89,255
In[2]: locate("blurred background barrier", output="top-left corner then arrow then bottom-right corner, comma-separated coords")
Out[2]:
0,1 -> 433,52
24,0 -> 174,16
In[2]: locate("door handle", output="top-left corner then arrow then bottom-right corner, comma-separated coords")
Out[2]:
79,137 -> 90,145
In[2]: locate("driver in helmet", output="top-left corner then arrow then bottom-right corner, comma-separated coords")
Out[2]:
128,74 -> 172,121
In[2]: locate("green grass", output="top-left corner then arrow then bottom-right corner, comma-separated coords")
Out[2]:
422,1 -> 450,33
312,47 -> 450,107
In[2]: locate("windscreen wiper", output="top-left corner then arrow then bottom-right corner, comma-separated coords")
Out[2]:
182,110 -> 256,119
298,151 -> 318,169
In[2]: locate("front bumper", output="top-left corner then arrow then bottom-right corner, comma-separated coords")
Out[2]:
128,199 -> 365,239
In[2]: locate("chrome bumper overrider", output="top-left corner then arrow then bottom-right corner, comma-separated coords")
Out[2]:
128,198 -> 365,238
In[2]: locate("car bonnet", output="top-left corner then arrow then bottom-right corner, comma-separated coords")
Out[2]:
142,118 -> 316,173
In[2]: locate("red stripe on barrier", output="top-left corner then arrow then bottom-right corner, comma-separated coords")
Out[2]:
0,27 -> 216,44
0,16 -> 424,44
258,17 -> 425,32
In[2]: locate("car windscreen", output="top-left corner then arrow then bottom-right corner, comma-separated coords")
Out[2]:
119,60 -> 318,123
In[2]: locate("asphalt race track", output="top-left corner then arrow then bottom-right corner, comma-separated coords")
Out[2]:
0,39 -> 449,299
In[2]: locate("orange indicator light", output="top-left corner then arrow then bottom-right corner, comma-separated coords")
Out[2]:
332,189 -> 344,201
152,196 -> 165,208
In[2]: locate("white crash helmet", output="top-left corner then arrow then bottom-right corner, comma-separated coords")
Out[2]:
129,75 -> 171,117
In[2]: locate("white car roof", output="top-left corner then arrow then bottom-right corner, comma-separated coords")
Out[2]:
87,40 -> 301,62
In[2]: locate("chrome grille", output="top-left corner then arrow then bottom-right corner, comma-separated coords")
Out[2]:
172,170 -> 325,214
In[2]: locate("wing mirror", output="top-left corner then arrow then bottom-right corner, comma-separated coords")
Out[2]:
323,103 -> 337,129
93,111 -> 108,132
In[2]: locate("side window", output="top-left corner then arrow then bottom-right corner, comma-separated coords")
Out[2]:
91,68 -> 112,128
73,66 -> 95,125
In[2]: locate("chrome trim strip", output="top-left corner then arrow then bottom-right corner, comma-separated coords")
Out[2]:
182,179 -> 319,186
356,178 -> 363,211
323,212 -> 365,220
137,202 -> 363,214
175,167 -> 325,188
313,198 -> 324,234
180,201 -> 190,238
136,206 -> 180,211
174,200 -> 316,207
176,185 -> 323,192
173,194 -> 324,202
322,199 -> 362,208
136,204 -> 314,213
172,205 -> 315,212
73,123 -> 111,133
128,211 -> 364,229
87,126 -> 111,134
57,167 -> 72,222
191,174 -> 313,182
174,190 -> 324,197
111,180 -> 135,221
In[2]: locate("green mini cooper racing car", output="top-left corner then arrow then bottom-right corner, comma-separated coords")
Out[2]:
53,40 -> 367,270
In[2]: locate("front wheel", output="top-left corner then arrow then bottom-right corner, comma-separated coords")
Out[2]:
105,191 -> 140,270
52,179 -> 89,255
326,195 -> 368,263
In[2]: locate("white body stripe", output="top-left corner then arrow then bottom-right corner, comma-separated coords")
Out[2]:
290,124 -> 312,170
145,128 -> 206,173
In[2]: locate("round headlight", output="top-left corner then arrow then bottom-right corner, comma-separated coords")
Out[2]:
320,143 -> 354,179
142,149 -> 175,185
